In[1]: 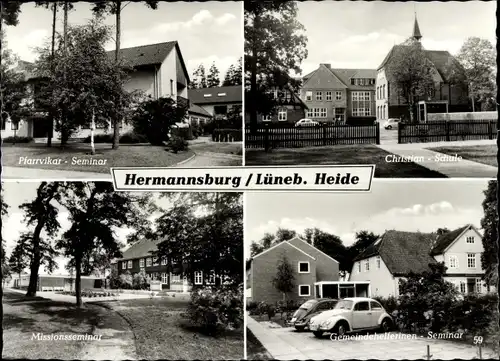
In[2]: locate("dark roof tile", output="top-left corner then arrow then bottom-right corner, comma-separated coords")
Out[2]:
107,41 -> 176,67
188,85 -> 242,105
121,239 -> 162,260
430,224 -> 471,255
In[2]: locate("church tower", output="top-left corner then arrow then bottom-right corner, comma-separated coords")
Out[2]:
412,14 -> 422,41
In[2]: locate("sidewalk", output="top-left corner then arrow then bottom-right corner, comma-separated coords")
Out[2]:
7,288 -> 151,303
2,166 -> 110,179
378,140 -> 497,178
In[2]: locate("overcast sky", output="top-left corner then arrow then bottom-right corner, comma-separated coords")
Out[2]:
1,182 -> 172,275
294,1 -> 496,75
245,180 -> 490,258
3,1 -> 242,81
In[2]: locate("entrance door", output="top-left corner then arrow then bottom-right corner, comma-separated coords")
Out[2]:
32,116 -> 51,138
339,285 -> 354,298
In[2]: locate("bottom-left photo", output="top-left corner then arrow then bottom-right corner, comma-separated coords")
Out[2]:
1,181 -> 244,361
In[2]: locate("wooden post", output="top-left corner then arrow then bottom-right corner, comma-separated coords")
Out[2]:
264,124 -> 269,152
488,120 -> 493,140
445,121 -> 450,142
478,342 -> 482,359
323,123 -> 327,146
424,345 -> 432,360
398,123 -> 402,144
376,123 -> 380,145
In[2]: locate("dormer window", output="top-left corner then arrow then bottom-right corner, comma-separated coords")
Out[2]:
350,79 -> 355,85
203,94 -> 212,98
217,93 -> 226,96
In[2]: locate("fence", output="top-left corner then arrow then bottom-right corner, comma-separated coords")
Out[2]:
245,124 -> 380,149
398,120 -> 497,144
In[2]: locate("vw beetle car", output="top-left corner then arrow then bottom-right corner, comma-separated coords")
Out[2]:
288,298 -> 338,331
308,297 -> 393,338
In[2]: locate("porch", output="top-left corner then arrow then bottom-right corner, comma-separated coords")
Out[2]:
314,281 -> 371,299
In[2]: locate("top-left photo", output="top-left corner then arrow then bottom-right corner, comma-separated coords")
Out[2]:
1,1 -> 243,179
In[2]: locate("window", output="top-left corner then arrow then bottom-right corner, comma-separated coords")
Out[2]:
354,301 -> 370,311
262,115 -> 272,122
127,260 -> 132,269
326,91 -> 332,101
214,105 -> 228,115
217,93 -> 226,97
139,259 -> 145,268
460,281 -> 466,293
449,255 -> 458,268
278,109 -> 287,121
319,108 -> 327,118
207,270 -> 216,285
194,271 -> 203,285
146,257 -> 152,267
153,257 -> 158,266
172,274 -> 181,282
475,278 -> 482,293
466,236 -> 475,244
161,258 -> 167,266
170,79 -> 174,95
370,301 -> 382,310
376,256 -> 381,269
298,285 -> 310,296
122,262 -> 127,270
203,93 -> 212,98
335,91 -> 342,100
467,253 -> 476,268
357,262 -> 361,273
365,259 -> 370,271
350,78 -> 355,85
352,91 -> 372,116
383,84 -> 386,98
316,91 -> 322,101
305,91 -> 312,101
161,272 -> 168,284
298,262 -> 310,273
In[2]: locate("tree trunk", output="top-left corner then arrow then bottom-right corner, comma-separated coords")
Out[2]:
47,2 -> 57,148
75,255 -> 82,307
249,15 -> 259,134
26,224 -> 44,297
60,1 -> 69,148
90,109 -> 96,155
112,1 -> 122,150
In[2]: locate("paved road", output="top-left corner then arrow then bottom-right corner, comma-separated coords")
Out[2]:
248,317 -> 498,360
175,151 -> 242,167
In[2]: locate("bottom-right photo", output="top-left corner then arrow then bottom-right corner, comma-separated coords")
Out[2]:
245,180 -> 499,360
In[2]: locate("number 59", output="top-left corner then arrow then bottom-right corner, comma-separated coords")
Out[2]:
474,336 -> 483,345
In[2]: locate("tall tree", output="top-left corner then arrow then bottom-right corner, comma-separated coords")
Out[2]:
192,64 -> 207,89
386,41 -> 436,122
0,0 -> 22,26
480,180 -> 498,287
272,255 -> 295,300
245,1 -> 308,132
57,182 -> 152,307
35,19 -> 134,147
303,228 -> 350,277
155,193 -> 243,286
222,58 -> 243,86
1,184 -> 10,287
456,37 -> 496,112
91,0 -> 159,150
18,182 -> 62,296
347,231 -> 380,273
206,62 -> 220,88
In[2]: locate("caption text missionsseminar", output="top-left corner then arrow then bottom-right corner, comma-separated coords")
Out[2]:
123,172 -> 360,188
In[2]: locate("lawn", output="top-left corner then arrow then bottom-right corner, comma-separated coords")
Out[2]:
191,141 -> 243,156
96,297 -> 244,360
2,290 -> 101,359
245,144 -> 446,178
428,144 -> 497,167
246,328 -> 273,360
1,142 -> 194,174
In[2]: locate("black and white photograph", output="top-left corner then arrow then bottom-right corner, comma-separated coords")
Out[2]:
1,1 -> 243,180
244,1 -> 497,178
1,182 -> 243,360
245,180 -> 499,360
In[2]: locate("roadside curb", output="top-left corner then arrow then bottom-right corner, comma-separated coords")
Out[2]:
173,153 -> 196,166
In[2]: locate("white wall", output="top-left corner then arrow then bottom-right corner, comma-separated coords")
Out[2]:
1,118 -> 30,138
428,111 -> 497,121
349,256 -> 397,297
443,228 -> 485,275
160,50 -> 176,99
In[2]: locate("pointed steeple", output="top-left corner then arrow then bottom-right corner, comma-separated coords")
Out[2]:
412,13 -> 422,41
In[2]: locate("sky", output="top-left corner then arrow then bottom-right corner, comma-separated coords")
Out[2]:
245,180 -> 491,258
3,1 -> 243,82
294,1 -> 496,75
1,181 -> 173,275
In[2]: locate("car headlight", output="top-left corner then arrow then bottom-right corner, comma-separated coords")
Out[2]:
320,319 -> 336,329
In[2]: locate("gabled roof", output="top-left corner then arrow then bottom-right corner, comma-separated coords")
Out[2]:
188,85 -> 242,105
188,103 -> 212,117
108,41 -> 176,67
430,224 -> 478,256
120,239 -> 162,260
354,230 -> 437,276
251,239 -> 316,262
302,64 -> 348,89
287,236 -> 339,264
302,64 -> 376,91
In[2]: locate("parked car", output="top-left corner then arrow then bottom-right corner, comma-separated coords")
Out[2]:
288,298 -> 338,331
308,297 -> 393,338
295,118 -> 320,127
383,118 -> 401,130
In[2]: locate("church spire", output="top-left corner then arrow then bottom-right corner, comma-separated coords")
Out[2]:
412,13 -> 422,41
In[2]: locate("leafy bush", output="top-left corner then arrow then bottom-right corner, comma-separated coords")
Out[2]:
247,301 -> 259,312
191,123 -> 203,138
168,135 -> 188,153
373,295 -> 399,314
2,136 -> 34,143
212,129 -> 242,142
187,285 -> 243,335
119,131 -> 149,144
448,293 -> 498,336
132,270 -> 150,290
171,126 -> 194,140
131,97 -> 187,145
119,271 -> 133,289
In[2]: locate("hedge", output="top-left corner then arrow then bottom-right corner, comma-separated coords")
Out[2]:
2,136 -> 34,143
212,129 -> 242,142
82,132 -> 148,144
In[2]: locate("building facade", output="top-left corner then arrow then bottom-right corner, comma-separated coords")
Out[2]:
1,41 -> 191,140
300,64 -> 376,125
375,16 -> 469,122
246,236 -> 340,304
349,225 -> 495,297
188,85 -> 242,121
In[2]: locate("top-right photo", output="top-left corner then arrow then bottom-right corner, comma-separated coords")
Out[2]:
244,1 -> 497,178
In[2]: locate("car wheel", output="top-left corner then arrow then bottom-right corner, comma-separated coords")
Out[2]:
313,331 -> 324,338
380,318 -> 392,333
295,326 -> 305,332
333,321 -> 348,337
